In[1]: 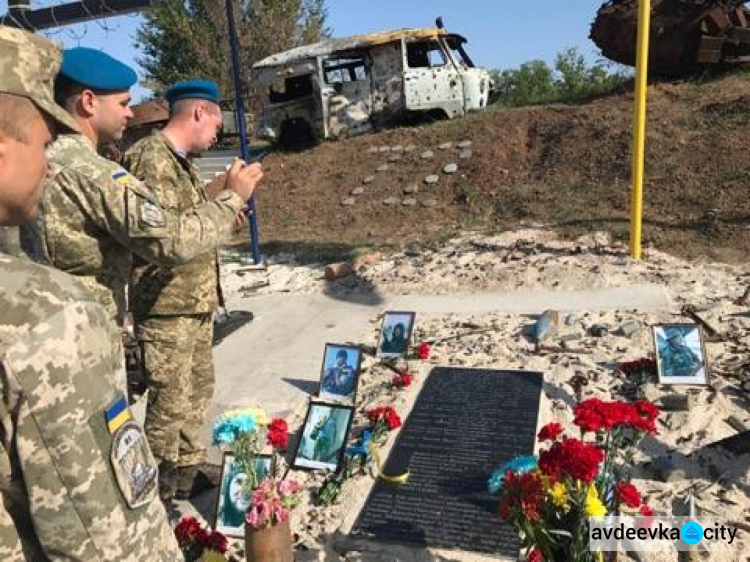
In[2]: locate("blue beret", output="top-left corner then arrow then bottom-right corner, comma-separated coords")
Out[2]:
60,47 -> 137,91
165,79 -> 220,106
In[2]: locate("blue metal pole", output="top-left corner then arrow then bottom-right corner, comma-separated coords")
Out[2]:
224,0 -> 263,264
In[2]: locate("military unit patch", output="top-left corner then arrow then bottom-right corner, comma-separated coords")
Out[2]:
105,396 -> 158,509
110,421 -> 158,509
139,199 -> 166,227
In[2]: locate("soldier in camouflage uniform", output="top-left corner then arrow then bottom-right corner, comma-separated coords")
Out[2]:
0,26 -> 183,560
29,48 -> 262,327
0,226 -> 21,256
122,80 -> 244,500
661,330 -> 702,378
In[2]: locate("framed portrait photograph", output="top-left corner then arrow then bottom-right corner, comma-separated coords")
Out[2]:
376,311 -> 416,359
214,452 -> 274,538
292,402 -> 354,472
318,344 -> 363,405
653,324 -> 709,386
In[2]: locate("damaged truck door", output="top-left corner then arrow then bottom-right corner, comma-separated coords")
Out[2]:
403,36 -> 465,118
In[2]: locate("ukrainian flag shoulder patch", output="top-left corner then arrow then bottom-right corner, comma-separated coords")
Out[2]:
111,170 -> 132,186
105,395 -> 132,434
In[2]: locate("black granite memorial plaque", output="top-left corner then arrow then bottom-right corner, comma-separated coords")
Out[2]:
353,367 -> 543,556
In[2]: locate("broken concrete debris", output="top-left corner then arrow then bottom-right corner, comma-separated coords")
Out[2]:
660,393 -> 693,411
589,324 -> 608,337
618,320 -> 641,337
533,310 -> 560,343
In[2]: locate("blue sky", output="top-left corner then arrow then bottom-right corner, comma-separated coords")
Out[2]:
2,0 -> 609,101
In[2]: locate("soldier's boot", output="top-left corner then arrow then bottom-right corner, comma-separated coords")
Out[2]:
158,460 -> 178,502
174,463 -> 221,500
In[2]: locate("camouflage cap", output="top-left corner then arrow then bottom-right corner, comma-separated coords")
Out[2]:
0,26 -> 78,132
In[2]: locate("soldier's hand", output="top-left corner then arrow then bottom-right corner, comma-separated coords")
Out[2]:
232,206 -> 249,231
226,159 -> 263,201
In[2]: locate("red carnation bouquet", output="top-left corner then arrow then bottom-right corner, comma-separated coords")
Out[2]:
266,418 -> 289,450
366,405 -> 402,444
491,398 -> 659,561
391,371 -> 413,389
174,517 -> 228,561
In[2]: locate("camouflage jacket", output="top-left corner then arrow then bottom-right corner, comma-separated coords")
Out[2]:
0,252 -> 184,561
123,132 -> 221,317
0,226 -> 21,257
35,133 -> 242,325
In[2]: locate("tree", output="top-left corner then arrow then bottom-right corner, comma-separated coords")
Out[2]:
136,0 -> 331,101
554,48 -> 628,102
491,60 -> 558,107
554,48 -> 590,101
491,47 -> 630,107
300,0 -> 331,46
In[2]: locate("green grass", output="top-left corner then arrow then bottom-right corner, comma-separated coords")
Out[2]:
721,168 -> 750,184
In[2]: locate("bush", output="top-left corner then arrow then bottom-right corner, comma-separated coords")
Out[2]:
491,48 -> 630,107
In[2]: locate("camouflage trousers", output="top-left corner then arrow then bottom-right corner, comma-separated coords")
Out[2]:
138,314 -> 214,467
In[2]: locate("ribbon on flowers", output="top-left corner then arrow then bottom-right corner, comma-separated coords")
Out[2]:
345,429 -> 372,463
367,440 -> 410,485
222,406 -> 268,425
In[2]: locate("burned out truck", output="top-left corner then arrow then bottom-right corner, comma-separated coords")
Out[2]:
253,25 -> 494,147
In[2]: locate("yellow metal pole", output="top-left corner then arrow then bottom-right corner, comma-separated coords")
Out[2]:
630,0 -> 651,260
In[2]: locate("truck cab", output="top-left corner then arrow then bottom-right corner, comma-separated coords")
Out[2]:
253,26 -> 493,147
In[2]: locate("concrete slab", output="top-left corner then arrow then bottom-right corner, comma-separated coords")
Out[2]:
387,284 -> 671,316
211,296 -> 377,420
208,284 -> 670,431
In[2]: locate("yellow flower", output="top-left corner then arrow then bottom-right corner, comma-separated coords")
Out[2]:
223,406 -> 268,425
549,482 -> 569,508
585,485 -> 607,517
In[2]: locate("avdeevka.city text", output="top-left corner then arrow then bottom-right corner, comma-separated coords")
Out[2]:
591,522 -> 738,543
589,517 -> 739,552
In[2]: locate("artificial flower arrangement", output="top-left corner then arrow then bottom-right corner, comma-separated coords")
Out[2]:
174,516 -> 228,561
489,398 -> 659,561
315,405 -> 403,506
212,408 -> 301,531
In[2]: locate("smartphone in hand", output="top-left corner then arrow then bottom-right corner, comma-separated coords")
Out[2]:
248,150 -> 268,164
